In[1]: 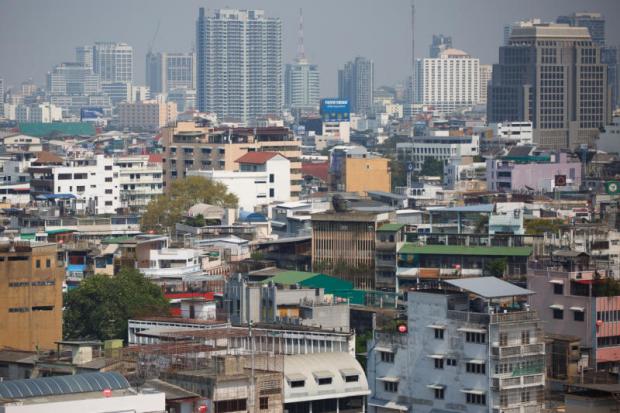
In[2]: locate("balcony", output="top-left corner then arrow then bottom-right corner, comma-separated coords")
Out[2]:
492,373 -> 544,390
447,310 -> 490,324
491,343 -> 544,358
399,267 -> 483,279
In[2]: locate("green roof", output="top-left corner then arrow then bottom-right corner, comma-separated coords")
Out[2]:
377,223 -> 405,232
398,244 -> 533,257
46,228 -> 77,235
300,274 -> 354,292
262,271 -> 322,285
19,233 -> 36,240
18,122 -> 96,138
101,235 -> 134,244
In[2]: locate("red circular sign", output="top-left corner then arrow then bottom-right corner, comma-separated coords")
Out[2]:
397,324 -> 407,333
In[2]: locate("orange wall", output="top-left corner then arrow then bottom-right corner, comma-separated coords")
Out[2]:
345,157 -> 391,194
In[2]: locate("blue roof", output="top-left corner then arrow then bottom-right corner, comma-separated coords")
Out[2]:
430,204 -> 494,213
67,264 -> 86,272
35,194 -> 77,200
0,372 -> 130,399
238,211 -> 267,222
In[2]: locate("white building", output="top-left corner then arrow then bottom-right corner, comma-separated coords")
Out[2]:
444,157 -> 486,190
115,155 -> 163,212
397,134 -> 480,172
188,152 -> 290,212
479,64 -> 493,105
322,120 -> 351,144
52,154 -> 120,215
140,248 -> 203,280
415,48 -> 480,112
47,62 -> 101,96
92,42 -> 134,83
597,116 -> 620,153
491,121 -> 534,146
367,278 -> 545,413
284,58 -> 320,112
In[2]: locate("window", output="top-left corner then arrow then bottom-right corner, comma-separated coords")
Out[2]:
73,173 -> 87,180
269,188 -> 275,198
214,399 -> 246,413
466,362 -> 486,374
446,358 -> 457,366
384,381 -> 398,393
435,329 -> 444,339
259,397 -> 268,410
434,358 -> 444,369
553,309 -> 564,320
76,186 -> 85,192
8,281 -> 29,287
380,351 -> 394,363
317,377 -> 332,385
269,173 -> 274,183
574,311 -> 585,322
434,388 -> 445,400
105,189 -> 113,194
465,332 -> 486,343
35,259 -> 41,268
345,375 -> 359,383
105,177 -> 112,182
499,332 -> 508,346
105,165 -> 112,170
105,201 -> 113,206
290,380 -> 305,388
522,330 -> 530,345
8,307 -> 29,313
553,283 -> 563,295
32,306 -> 54,311
521,390 -> 530,403
58,173 -> 72,180
466,393 -> 486,405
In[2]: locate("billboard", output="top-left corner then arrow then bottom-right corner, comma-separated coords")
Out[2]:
320,98 -> 350,122
80,107 -> 105,121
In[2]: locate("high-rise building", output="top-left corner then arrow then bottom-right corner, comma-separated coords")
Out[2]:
146,52 -> 196,95
557,12 -> 618,110
47,62 -> 101,96
92,42 -> 133,83
503,19 -> 542,46
0,77 -> 4,103
429,33 -> 453,58
338,57 -> 374,115
196,8 -> 282,123
488,23 -> 611,149
415,48 -> 480,112
75,45 -> 94,70
479,64 -> 493,105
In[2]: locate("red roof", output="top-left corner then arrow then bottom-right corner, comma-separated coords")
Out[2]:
148,153 -> 163,163
165,292 -> 216,300
235,151 -> 281,164
301,161 -> 329,182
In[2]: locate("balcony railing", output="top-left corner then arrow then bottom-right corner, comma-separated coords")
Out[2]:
447,310 -> 490,324
492,373 -> 544,390
490,310 -> 539,324
492,343 -> 544,358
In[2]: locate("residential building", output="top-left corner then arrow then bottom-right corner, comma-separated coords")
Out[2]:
311,210 -> 393,289
75,45 -> 94,70
1,134 -> 42,153
0,241 -> 63,351
444,157 -> 486,190
139,248 -> 203,281
491,121 -> 534,146
47,62 -> 101,96
117,100 -> 177,131
115,154 -> 163,213
375,223 -> 406,291
328,145 -> 391,194
488,22 -> 611,149
415,48 -> 480,112
167,87 -> 196,113
284,60 -> 320,113
479,64 -> 492,105
338,57 -> 374,115
396,133 -> 480,172
14,103 -> 62,123
486,149 -> 582,192
145,52 -> 196,94
188,152 -> 291,212
0,77 -> 4,103
160,121 -> 301,198
92,42 -> 134,83
367,277 -> 545,413
196,8 -> 282,123
429,34 -> 453,58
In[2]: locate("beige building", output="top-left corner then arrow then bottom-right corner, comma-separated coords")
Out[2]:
118,100 -> 177,131
160,121 -> 301,198
0,241 -> 63,351
479,64 -> 493,105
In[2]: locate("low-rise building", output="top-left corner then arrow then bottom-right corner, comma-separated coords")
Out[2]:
115,154 -> 163,213
397,133 -> 480,172
328,146 -> 391,194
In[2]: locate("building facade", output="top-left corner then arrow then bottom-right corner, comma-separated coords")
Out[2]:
146,52 -> 196,95
329,146 -> 391,194
429,34 -> 453,58
284,59 -> 320,112
115,155 -> 163,213
47,62 -> 101,96
92,42 -> 134,83
479,64 -> 493,105
338,57 -> 374,115
397,134 -> 480,172
196,8 -> 282,123
117,100 -> 177,131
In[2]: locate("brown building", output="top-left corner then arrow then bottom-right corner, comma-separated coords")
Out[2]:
118,100 -> 178,131
160,121 -> 302,198
328,146 -> 391,194
311,210 -> 393,289
0,241 -> 63,351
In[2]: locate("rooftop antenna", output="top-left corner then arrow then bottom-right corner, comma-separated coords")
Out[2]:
148,20 -> 161,54
410,0 -> 415,105
296,8 -> 306,63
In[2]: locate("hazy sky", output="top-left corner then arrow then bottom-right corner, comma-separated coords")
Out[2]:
1,0 -> 619,95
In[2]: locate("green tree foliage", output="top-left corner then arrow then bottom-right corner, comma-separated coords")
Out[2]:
186,213 -> 206,228
141,176 -> 238,233
420,157 -> 444,177
389,157 -> 407,190
485,258 -> 507,278
63,268 -> 169,341
524,219 -> 564,235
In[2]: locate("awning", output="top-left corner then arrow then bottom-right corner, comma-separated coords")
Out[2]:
378,376 -> 400,383
461,389 -> 486,395
367,398 -> 408,411
271,220 -> 287,227
427,354 -> 445,359
285,373 -> 306,382
375,346 -> 394,353
339,368 -> 360,377
427,384 -> 445,390
467,359 -> 486,364
67,264 -> 86,272
312,370 -> 334,379
457,327 -> 487,333
570,306 -> 585,312
549,304 -> 564,310
427,324 -> 446,329
549,279 -> 564,285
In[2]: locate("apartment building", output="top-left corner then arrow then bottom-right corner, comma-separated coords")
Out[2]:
160,121 -> 301,198
117,100 -> 177,131
0,241 -> 64,351
375,223 -> 406,291
367,277 -> 545,413
115,154 -> 163,213
329,146 -> 391,194
397,133 -> 479,172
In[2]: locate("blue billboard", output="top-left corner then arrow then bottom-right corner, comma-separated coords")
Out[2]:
320,98 -> 350,122
80,107 -> 105,121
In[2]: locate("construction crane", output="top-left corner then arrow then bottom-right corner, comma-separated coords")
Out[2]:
147,20 -> 161,54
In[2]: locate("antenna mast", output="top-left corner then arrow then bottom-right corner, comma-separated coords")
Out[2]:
410,0 -> 415,104
297,8 -> 306,62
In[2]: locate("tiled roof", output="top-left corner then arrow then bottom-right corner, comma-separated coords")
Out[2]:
235,151 -> 281,164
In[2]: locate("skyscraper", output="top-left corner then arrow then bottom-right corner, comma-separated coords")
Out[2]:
557,12 -> 618,110
488,23 -> 610,149
0,77 -> 4,104
338,57 -> 374,115
75,46 -> 94,70
284,9 -> 320,112
429,34 -> 453,58
92,42 -> 134,83
196,8 -> 282,123
479,64 -> 493,105
47,62 -> 101,96
146,52 -> 196,95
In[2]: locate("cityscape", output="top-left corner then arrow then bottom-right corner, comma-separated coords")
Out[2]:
1,0 -> 620,412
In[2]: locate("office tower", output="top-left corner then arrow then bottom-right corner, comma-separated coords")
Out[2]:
488,23 -> 610,149
146,52 -> 196,95
0,77 -> 4,103
196,8 -> 282,123
429,34 -> 453,58
47,63 -> 101,96
414,48 -> 480,112
101,82 -> 132,105
92,42 -> 133,83
75,45 -> 94,70
503,19 -> 542,46
557,12 -> 618,110
284,9 -> 320,112
479,64 -> 493,105
338,57 -> 374,115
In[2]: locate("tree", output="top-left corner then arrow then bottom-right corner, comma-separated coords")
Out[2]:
524,218 -> 563,235
186,213 -> 206,228
63,268 -> 169,341
141,176 -> 238,233
485,258 -> 507,278
420,157 -> 444,177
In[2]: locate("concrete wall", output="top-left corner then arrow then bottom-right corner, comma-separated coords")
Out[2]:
1,392 -> 165,413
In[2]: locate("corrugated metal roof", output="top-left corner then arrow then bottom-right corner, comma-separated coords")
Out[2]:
445,277 -> 534,299
18,122 -> 96,137
377,223 -> 405,232
262,270 -> 321,285
398,244 -> 532,257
